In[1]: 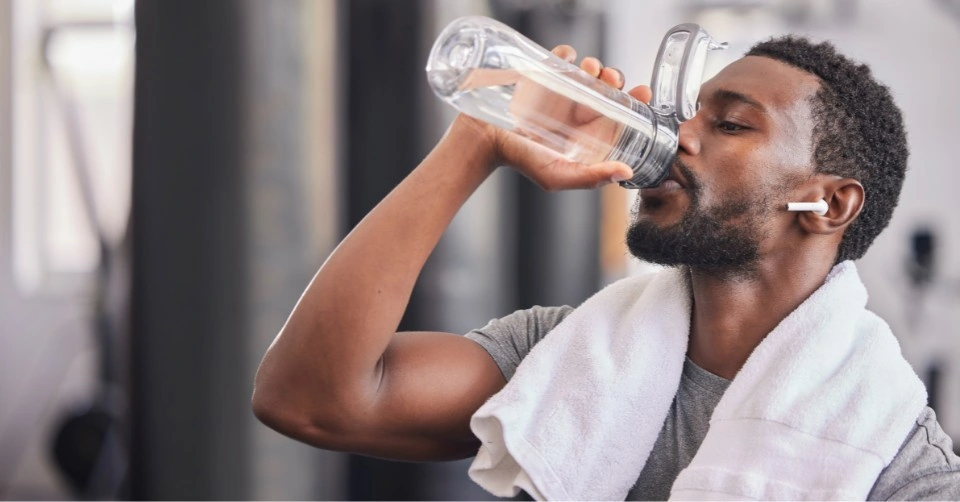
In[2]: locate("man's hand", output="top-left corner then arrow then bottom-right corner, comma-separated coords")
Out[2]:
252,42 -> 652,462
453,45 -> 653,192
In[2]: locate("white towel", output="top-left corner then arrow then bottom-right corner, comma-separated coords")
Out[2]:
468,262 -> 927,500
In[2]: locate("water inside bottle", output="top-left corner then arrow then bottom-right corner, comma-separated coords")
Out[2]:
428,66 -> 652,166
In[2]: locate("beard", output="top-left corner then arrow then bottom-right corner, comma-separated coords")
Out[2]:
626,162 -> 776,276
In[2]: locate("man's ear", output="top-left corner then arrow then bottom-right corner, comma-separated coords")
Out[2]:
795,178 -> 864,235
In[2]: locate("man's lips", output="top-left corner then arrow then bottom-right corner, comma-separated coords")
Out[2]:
639,179 -> 683,197
639,167 -> 687,197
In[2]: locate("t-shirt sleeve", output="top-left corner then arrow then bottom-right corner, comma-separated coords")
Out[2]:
868,406 -> 960,500
464,305 -> 574,381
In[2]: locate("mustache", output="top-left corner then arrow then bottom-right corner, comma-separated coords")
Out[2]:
674,159 -> 702,200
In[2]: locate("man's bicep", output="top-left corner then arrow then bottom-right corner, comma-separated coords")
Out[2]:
348,331 -> 506,461
346,305 -> 573,461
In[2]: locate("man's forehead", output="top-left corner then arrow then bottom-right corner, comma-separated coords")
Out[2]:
700,55 -> 822,109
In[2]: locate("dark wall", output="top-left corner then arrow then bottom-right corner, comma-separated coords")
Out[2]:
130,0 -> 249,498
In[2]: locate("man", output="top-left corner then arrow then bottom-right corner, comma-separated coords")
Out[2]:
252,33 -> 960,499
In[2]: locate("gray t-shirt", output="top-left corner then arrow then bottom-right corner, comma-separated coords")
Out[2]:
465,305 -> 960,501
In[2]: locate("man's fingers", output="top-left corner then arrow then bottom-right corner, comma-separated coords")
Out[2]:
554,47 -> 626,91
551,44 -> 577,63
628,85 -> 653,105
600,67 -> 625,90
580,57 -> 603,78
530,161 -> 634,191
582,57 -> 627,91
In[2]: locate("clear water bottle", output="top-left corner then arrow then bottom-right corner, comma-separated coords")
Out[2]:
426,16 -> 725,188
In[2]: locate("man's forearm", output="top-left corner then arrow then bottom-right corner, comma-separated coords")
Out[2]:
252,117 -> 497,429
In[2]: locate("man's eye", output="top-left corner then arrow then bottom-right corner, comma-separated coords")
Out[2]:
717,121 -> 745,133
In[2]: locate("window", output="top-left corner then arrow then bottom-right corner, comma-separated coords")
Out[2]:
11,0 -> 134,294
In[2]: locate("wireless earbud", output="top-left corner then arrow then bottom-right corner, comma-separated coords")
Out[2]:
786,199 -> 828,216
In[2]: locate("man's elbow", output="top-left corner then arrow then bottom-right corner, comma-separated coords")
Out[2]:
252,385 -> 331,446
251,348 -> 386,450
250,377 -> 363,449
252,383 -> 299,433
252,354 -> 322,435
251,386 -> 289,432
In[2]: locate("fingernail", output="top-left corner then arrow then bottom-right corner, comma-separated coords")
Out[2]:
612,171 -> 632,182
615,68 -> 625,85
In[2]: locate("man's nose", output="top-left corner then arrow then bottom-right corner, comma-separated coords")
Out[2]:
677,118 -> 701,156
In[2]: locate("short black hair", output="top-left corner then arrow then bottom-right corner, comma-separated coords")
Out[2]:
746,37 -> 908,263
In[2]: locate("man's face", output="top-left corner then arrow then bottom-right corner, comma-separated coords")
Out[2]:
627,56 -> 823,275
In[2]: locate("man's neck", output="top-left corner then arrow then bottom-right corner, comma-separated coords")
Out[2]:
686,258 -> 836,380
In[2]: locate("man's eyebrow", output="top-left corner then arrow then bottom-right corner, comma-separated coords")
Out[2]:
710,89 -> 767,112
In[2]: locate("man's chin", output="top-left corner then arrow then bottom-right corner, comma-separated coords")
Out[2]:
625,219 -> 685,265
633,198 -> 686,230
626,217 -> 763,274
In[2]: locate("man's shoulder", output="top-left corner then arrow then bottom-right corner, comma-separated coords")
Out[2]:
472,304 -> 576,341
869,406 -> 960,500
462,268 -> 670,380
464,305 -> 574,381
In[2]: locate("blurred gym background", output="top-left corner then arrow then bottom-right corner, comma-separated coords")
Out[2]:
1,0 -> 959,499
